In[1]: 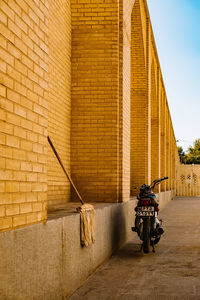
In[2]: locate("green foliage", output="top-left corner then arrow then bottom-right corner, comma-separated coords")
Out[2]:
178,139 -> 200,164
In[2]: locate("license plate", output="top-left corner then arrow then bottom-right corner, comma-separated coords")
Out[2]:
136,206 -> 155,217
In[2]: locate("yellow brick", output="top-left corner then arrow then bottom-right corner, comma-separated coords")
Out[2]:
33,83 -> 43,96
19,182 -> 31,193
8,1 -> 21,17
28,48 -> 39,64
21,161 -> 32,171
33,163 -> 43,173
15,59 -> 28,76
0,157 -> 6,169
0,193 -> 12,205
12,149 -> 26,160
22,55 -> 34,70
0,217 -> 12,230
5,182 -> 20,193
12,193 -> 26,204
1,121 -> 13,135
13,126 -> 26,139
0,84 -> 6,97
32,202 -> 42,212
0,59 -> 6,73
13,215 -> 26,227
1,2 -> 15,21
0,109 -> 6,122
6,135 -> 20,148
0,206 -> 5,217
6,112 -> 21,126
33,123 -> 43,135
0,10 -> 7,25
0,73 -> 13,89
7,65 -> 21,83
6,204 -> 19,216
27,131 -> 38,143
26,192 -> 38,202
21,31 -> 34,50
15,15 -> 28,33
6,158 -> 20,171
0,47 -> 14,66
20,96 -> 33,110
1,98 -> 13,112
21,118 -> 32,131
29,28 -> 39,45
28,69 -> 39,84
20,140 -> 33,151
0,22 -> 14,43
0,182 -> 5,192
15,36 -> 28,55
26,212 -> 38,223
27,152 -> 38,163
20,203 -> 32,213
14,104 -> 27,118
32,183 -> 43,192
33,143 -> 43,153
29,9 -> 39,25
26,173 -> 37,182
0,34 -> 7,50
16,0 -> 29,14
7,42 -> 21,59
8,19 -> 21,38
12,171 -> 26,181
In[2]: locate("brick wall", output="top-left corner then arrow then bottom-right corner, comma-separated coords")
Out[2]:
47,0 -> 71,205
71,0 -> 120,202
150,59 -> 159,191
0,0 -> 179,232
130,0 -> 147,191
0,0 -> 48,231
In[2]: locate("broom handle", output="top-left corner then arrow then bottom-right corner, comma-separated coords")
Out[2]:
47,136 -> 84,205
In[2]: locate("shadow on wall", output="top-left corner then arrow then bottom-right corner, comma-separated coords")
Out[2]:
111,203 -> 127,251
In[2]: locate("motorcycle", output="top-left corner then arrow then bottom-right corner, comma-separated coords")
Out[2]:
131,177 -> 168,253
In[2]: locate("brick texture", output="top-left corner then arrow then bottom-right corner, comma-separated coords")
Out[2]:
71,0 -> 120,202
47,0 -> 71,206
0,0 -> 179,232
0,0 -> 48,232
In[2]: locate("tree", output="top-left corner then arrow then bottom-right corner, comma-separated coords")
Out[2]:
185,139 -> 200,164
178,139 -> 200,164
177,146 -> 186,163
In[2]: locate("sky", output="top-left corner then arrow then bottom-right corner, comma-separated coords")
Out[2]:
146,0 -> 200,152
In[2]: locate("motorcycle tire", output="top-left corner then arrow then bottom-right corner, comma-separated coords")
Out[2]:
143,218 -> 151,253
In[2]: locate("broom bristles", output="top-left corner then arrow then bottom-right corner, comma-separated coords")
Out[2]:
78,204 -> 95,247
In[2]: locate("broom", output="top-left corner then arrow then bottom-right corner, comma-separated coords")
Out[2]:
47,136 -> 95,247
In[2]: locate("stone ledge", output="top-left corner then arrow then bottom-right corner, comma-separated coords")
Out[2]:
0,191 -> 173,300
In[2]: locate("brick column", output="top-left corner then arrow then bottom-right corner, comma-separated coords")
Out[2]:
130,0 -> 148,192
150,59 -> 159,191
71,0 -> 120,202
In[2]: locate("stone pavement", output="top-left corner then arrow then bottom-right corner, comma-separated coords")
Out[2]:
69,197 -> 200,300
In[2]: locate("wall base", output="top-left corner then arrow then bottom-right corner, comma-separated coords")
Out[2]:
0,191 -> 173,299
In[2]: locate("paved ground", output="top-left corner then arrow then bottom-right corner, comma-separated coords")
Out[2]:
69,197 -> 200,300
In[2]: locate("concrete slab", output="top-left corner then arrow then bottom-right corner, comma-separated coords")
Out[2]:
69,197 -> 200,300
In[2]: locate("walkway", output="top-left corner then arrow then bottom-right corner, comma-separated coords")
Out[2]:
69,197 -> 200,300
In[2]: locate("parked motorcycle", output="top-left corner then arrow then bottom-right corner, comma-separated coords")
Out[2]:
131,177 -> 168,253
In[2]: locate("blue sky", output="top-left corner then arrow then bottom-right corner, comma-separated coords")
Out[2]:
146,0 -> 200,152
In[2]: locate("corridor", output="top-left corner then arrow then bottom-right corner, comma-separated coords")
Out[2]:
69,197 -> 200,300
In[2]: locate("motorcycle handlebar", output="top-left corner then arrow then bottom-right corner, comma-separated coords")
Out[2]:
159,177 -> 168,182
151,177 -> 168,189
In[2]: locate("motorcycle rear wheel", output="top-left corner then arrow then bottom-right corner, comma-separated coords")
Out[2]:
143,218 -> 151,253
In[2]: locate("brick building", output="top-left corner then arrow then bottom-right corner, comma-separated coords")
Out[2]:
0,0 -> 179,298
